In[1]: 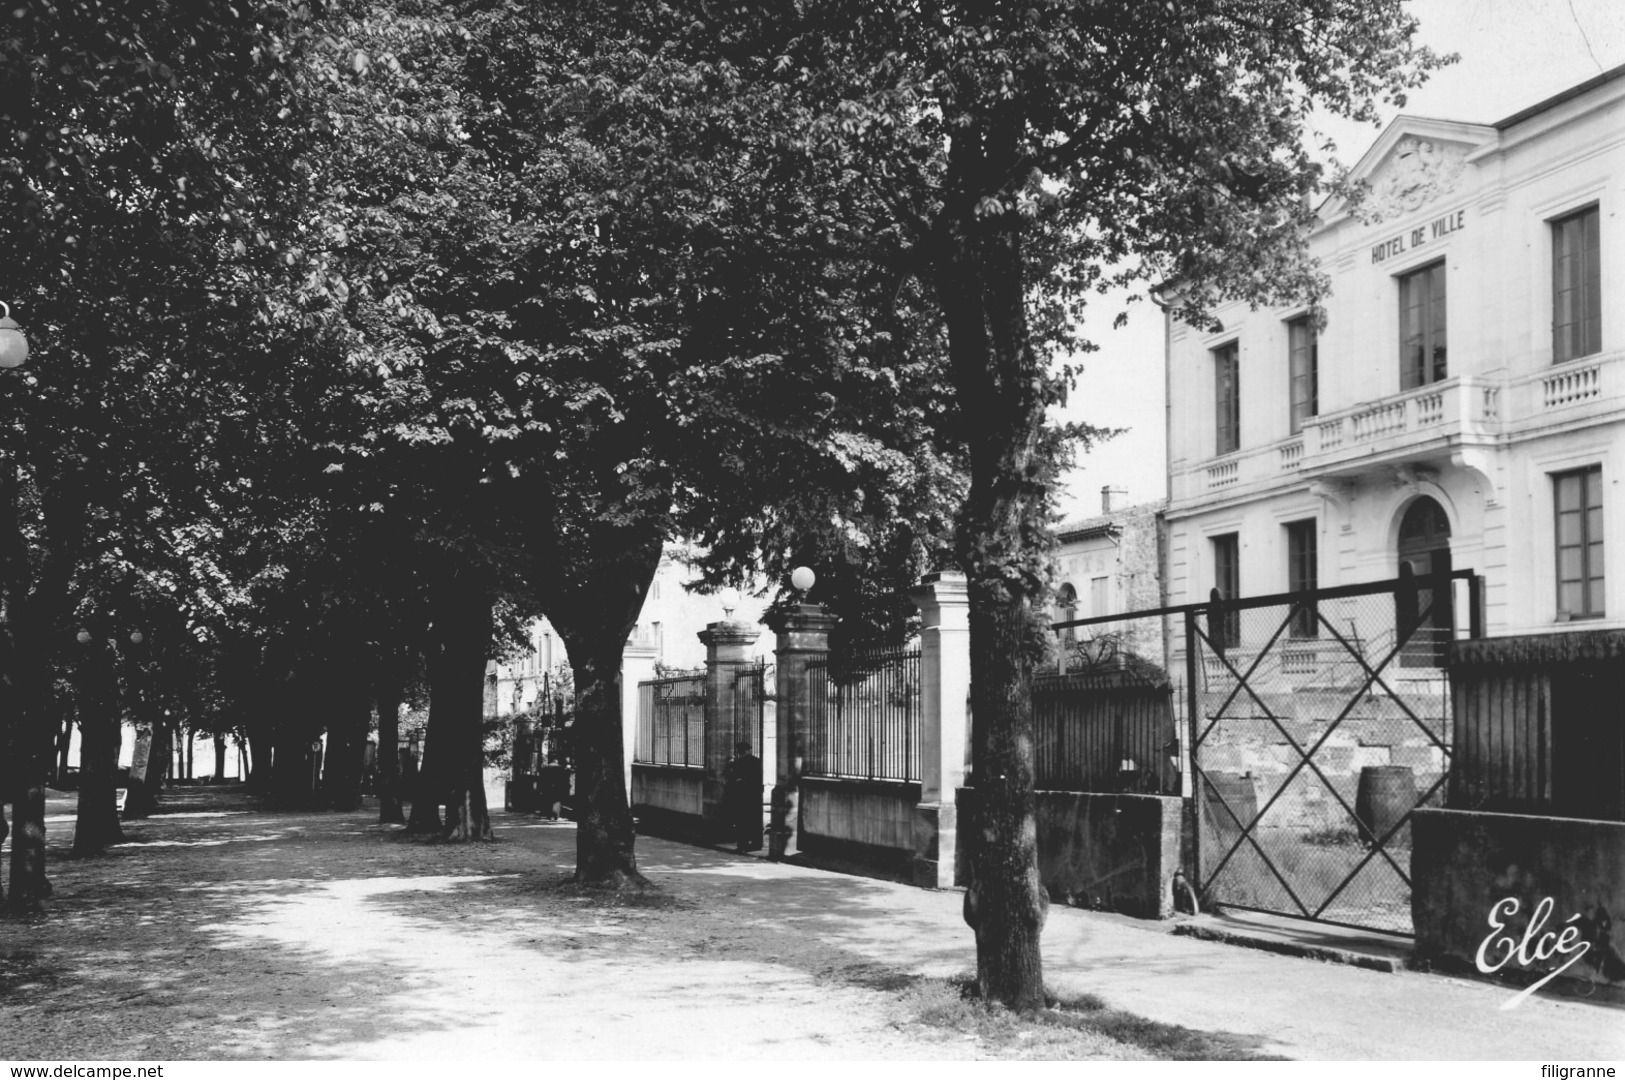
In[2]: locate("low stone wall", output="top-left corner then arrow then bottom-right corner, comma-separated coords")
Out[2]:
631,763 -> 707,838
1412,808 -> 1625,1001
955,788 -> 1182,918
797,777 -> 921,872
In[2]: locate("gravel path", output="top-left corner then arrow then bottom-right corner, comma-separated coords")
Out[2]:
0,787 -> 1131,1061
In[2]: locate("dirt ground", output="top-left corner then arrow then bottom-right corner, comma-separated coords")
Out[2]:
0,786 -> 1150,1061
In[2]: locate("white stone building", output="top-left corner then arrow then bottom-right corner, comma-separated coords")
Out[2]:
1160,65 -> 1624,640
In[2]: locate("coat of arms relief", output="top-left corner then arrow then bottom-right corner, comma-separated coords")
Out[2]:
1357,137 -> 1468,224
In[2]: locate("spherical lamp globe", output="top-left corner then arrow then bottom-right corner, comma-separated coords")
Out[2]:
0,304 -> 28,370
790,566 -> 816,592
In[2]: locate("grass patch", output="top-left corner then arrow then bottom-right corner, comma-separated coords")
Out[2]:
820,960 -> 924,993
898,974 -> 1279,1061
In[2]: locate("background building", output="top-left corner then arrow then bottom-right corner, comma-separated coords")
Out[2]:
1161,65 -> 1624,640
1051,487 -> 1168,671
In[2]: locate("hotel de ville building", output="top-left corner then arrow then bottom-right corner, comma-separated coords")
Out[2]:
1159,64 -> 1624,641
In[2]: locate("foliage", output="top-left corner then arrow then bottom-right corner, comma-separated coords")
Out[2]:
1062,633 -> 1170,685
659,0 -> 1446,1007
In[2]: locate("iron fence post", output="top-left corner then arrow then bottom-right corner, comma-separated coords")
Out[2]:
1185,608 -> 1201,892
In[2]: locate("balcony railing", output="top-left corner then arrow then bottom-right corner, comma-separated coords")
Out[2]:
1507,348 -> 1625,430
1171,352 -> 1625,506
1305,377 -> 1498,458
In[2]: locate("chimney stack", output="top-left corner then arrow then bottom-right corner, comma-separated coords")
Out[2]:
1101,486 -> 1128,514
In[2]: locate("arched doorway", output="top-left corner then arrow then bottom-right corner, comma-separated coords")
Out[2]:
1397,496 -> 1452,666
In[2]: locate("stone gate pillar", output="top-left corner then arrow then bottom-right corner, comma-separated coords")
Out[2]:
765,603 -> 836,859
699,620 -> 761,835
910,570 -> 971,888
620,630 -> 658,802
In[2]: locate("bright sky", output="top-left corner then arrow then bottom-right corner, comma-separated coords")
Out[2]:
1051,0 -> 1625,523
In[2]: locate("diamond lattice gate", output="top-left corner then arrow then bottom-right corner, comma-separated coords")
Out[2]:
1189,570 -> 1478,935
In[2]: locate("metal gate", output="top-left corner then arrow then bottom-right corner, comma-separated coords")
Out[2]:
1189,569 -> 1478,935
735,660 -> 769,757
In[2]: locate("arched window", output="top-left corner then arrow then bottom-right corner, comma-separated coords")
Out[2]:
1397,496 -> 1452,666
1057,583 -> 1078,648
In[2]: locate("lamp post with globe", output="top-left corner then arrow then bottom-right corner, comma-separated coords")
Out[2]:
0,303 -> 42,909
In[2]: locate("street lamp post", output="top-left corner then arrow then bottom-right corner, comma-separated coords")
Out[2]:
0,303 -> 42,909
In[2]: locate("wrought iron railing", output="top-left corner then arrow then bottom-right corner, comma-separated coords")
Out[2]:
635,669 -> 707,768
805,649 -> 921,782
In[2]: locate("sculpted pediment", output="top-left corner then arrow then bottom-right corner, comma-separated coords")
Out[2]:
1317,118 -> 1497,229
1357,136 -> 1470,224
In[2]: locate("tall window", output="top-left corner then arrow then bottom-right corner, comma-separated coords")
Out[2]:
1555,466 -> 1605,620
1090,576 -> 1109,618
1288,317 -> 1318,435
1056,583 -> 1078,648
1212,533 -> 1240,649
1399,261 -> 1447,389
1214,341 -> 1240,454
1553,206 -> 1601,363
1286,520 -> 1318,637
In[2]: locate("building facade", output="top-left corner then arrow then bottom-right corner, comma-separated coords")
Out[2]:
1051,488 -> 1169,671
1161,66 -> 1625,640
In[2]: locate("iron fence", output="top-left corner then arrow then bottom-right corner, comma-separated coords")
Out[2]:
635,669 -> 707,768
1034,670 -> 1179,794
806,649 -> 921,782
1040,611 -> 1183,795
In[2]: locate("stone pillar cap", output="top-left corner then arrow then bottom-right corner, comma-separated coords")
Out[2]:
910,568 -> 969,608
698,619 -> 761,645
763,602 -> 838,635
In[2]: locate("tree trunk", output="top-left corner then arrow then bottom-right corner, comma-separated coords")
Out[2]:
269,670 -> 320,808
425,576 -> 493,842
374,649 -> 408,825
324,696 -> 371,812
316,644 -> 372,812
185,726 -> 194,781
72,636 -> 125,857
565,642 -> 638,883
937,119 -> 1050,1011
123,724 -> 157,819
0,463 -> 76,911
548,529 -> 664,886
404,702 -> 444,835
139,720 -> 173,814
55,712 -> 74,787
246,724 -> 272,791
8,624 -> 64,908
213,733 -> 227,781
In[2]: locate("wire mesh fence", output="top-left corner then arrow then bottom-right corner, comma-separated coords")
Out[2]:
1189,573 -> 1467,935
1049,570 -> 1476,936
